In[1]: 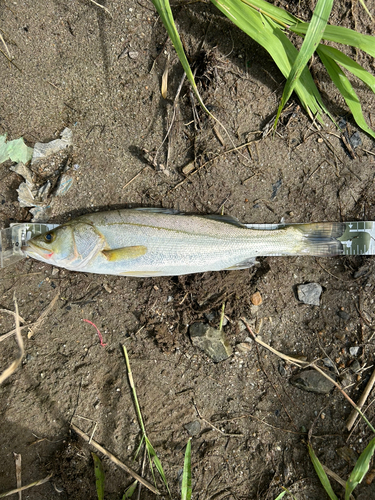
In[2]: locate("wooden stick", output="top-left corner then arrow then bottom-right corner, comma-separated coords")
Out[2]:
0,474 -> 52,498
346,367 -> 375,431
71,424 -> 159,495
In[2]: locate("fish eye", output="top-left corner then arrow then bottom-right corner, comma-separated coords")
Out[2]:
44,232 -> 55,243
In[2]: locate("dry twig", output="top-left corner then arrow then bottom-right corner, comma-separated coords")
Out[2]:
71,423 -> 160,495
0,296 -> 24,385
346,367 -> 375,431
0,474 -> 52,498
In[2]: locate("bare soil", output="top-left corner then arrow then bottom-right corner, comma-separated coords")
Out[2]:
1,0 -> 375,498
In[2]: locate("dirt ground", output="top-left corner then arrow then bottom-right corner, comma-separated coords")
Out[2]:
1,0 -> 375,498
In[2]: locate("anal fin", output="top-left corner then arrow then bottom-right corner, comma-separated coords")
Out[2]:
223,257 -> 258,270
102,245 -> 147,261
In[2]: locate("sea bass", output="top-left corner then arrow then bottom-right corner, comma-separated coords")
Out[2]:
23,208 -> 344,277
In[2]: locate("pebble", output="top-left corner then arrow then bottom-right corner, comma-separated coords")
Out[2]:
338,310 -> 350,321
184,420 -> 201,436
322,357 -> 335,370
190,323 -> 232,362
251,291 -> 262,306
349,346 -> 360,357
349,131 -> 362,148
297,283 -> 322,306
290,370 -> 335,394
350,360 -> 361,372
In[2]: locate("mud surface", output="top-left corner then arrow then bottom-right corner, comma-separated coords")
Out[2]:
1,0 -> 375,498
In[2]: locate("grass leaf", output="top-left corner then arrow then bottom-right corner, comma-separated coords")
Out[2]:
345,436 -> 375,499
274,492 -> 287,500
291,23 -> 375,58
317,45 -> 375,92
274,0 -> 333,127
211,0 -> 329,122
317,46 -> 375,139
181,439 -> 192,500
122,481 -> 138,499
145,437 -> 170,494
150,0 -> 209,114
92,452 -> 105,500
308,443 -> 339,500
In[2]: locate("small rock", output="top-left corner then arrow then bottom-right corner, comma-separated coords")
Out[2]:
350,360 -> 361,372
338,310 -> 350,321
236,342 -> 251,353
278,362 -> 287,377
251,291 -> 262,306
290,370 -> 335,394
354,265 -> 369,279
322,357 -> 335,370
349,131 -> 362,148
190,323 -> 232,362
128,51 -> 139,59
339,373 -> 354,387
349,346 -> 360,357
297,283 -> 322,306
205,312 -> 216,322
184,420 -> 201,436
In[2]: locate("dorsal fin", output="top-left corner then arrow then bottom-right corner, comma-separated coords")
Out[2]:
133,208 -> 245,227
133,207 -> 183,215
201,214 -> 245,228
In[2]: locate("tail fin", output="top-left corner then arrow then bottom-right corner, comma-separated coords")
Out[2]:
291,222 -> 345,256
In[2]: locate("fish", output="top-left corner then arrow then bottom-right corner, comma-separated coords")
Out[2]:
23,208 -> 345,277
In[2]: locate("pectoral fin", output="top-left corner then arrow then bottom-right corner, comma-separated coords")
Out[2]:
102,245 -> 147,261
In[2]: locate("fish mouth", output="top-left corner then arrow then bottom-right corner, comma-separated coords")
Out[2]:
23,241 -> 54,261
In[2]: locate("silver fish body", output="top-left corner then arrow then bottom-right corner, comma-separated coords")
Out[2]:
23,208 -> 344,277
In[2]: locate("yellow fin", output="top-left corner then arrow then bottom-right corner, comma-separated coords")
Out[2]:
102,245 -> 147,261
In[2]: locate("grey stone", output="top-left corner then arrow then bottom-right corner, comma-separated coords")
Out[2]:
349,131 -> 362,148
184,420 -> 201,436
290,370 -> 335,394
338,310 -> 350,320
190,323 -> 232,362
322,357 -> 335,370
349,346 -> 360,357
205,312 -> 216,322
297,283 -> 322,306
351,360 -> 361,372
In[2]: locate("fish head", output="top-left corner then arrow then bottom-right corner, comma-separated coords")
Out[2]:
24,225 -> 76,266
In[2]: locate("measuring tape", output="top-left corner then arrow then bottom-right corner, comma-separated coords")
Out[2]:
244,221 -> 375,256
0,221 -> 374,269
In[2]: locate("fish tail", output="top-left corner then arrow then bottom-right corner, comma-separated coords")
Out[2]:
292,222 -> 345,256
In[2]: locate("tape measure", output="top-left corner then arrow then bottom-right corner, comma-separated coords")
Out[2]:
0,221 -> 374,269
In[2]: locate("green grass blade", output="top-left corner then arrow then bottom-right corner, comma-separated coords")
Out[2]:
211,0 -> 329,122
122,481 -> 138,499
291,24 -> 375,58
274,492 -> 286,500
145,437 -> 170,494
317,46 -> 375,139
345,436 -> 375,500
308,443 -> 338,500
150,0 -> 209,113
181,438 -> 192,500
317,45 -> 375,92
92,452 -> 105,500
274,0 -> 333,127
240,0 -> 299,27
358,0 -> 373,20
